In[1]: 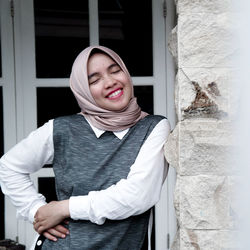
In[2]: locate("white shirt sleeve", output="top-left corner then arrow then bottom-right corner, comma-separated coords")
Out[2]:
69,118 -> 171,225
0,120 -> 54,223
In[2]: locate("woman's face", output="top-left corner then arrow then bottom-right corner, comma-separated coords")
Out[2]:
87,53 -> 132,111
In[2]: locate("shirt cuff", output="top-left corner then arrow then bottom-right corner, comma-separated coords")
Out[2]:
28,201 -> 47,223
69,196 -> 90,220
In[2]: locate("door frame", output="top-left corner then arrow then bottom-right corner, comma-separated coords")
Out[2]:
0,0 -> 18,242
2,0 -> 177,248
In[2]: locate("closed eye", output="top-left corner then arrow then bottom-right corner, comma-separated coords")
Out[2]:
109,63 -> 121,74
89,78 -> 100,85
111,69 -> 121,74
88,72 -> 101,85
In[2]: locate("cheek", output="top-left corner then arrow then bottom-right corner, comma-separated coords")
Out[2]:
121,76 -> 132,95
89,86 -> 102,101
126,83 -> 133,99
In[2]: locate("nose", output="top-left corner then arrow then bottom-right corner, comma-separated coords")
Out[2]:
104,75 -> 117,88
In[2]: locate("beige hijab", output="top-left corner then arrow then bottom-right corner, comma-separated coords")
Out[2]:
70,45 -> 148,132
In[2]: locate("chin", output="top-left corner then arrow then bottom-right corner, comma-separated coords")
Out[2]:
105,104 -> 127,111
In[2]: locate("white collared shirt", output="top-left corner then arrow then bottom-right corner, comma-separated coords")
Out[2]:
0,116 -> 170,243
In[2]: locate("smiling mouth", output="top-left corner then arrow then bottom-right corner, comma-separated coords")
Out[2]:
107,89 -> 123,99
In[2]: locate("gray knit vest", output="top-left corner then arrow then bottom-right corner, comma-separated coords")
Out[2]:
42,114 -> 165,250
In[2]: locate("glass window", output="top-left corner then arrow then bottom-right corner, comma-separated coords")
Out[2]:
134,86 -> 154,114
34,0 -> 89,78
0,20 -> 2,78
0,189 -> 3,240
0,39 -> 2,78
36,87 -> 80,127
0,88 -> 3,157
37,87 -> 79,168
38,177 -> 57,202
0,87 -> 4,239
98,0 -> 153,76
37,86 -> 153,128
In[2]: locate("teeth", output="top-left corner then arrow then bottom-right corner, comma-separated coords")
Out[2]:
108,89 -> 122,98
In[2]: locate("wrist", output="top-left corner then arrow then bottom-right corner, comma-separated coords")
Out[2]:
29,201 -> 47,223
59,200 -> 70,218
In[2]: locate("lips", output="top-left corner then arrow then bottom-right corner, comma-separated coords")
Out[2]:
106,88 -> 123,99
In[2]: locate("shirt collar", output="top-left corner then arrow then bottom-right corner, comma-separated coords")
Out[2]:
84,116 -> 129,140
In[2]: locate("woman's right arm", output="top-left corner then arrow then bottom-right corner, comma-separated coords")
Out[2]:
0,120 -> 54,223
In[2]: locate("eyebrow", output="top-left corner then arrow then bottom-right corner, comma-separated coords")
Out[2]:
88,63 -> 120,80
88,72 -> 99,80
108,63 -> 119,70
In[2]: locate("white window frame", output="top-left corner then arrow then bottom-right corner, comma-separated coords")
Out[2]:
0,0 -> 18,242
2,0 -> 177,248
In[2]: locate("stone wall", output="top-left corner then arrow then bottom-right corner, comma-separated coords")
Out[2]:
165,1 -> 239,249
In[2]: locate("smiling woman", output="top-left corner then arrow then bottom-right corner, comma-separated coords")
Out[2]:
0,0 -> 174,247
88,52 -> 132,111
0,45 -> 170,250
69,46 -> 148,132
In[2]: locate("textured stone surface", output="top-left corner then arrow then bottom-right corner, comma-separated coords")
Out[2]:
164,124 -> 179,171
168,1 -> 238,248
175,70 -> 196,121
178,13 -> 235,68
175,68 -> 236,120
173,175 -> 180,224
228,176 -> 241,229
180,175 -> 231,229
177,0 -> 233,14
177,229 -> 239,250
171,228 -> 180,250
164,120 -> 236,176
168,26 -> 178,66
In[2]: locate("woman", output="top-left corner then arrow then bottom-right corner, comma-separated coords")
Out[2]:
0,46 -> 170,249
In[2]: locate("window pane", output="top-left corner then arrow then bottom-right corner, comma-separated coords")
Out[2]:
98,0 -> 153,76
38,177 -> 57,203
134,86 -> 154,115
0,15 -> 1,78
0,36 -> 2,78
34,0 -> 89,78
0,87 -> 4,239
37,86 -> 153,127
0,88 -> 3,157
37,87 -> 79,168
37,87 -> 80,127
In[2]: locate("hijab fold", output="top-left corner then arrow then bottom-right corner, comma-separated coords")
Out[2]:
70,45 -> 148,132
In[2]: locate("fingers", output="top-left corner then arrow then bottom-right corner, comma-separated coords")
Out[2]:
43,231 -> 58,242
53,224 -> 70,236
33,220 -> 40,233
42,225 -> 70,242
33,220 -> 45,234
33,201 -> 68,233
47,228 -> 67,238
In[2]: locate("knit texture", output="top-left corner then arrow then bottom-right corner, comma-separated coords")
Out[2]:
42,114 -> 165,250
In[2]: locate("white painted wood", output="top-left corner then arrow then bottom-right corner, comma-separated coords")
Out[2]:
14,0 -> 37,139
165,0 -> 177,248
1,0 -> 17,151
13,0 -> 39,247
34,77 -> 155,87
152,0 -> 172,249
89,0 -> 99,45
0,0 -> 18,242
154,0 -> 177,249
152,0 -> 168,117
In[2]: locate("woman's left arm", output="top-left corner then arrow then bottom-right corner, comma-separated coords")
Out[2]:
69,118 -> 171,224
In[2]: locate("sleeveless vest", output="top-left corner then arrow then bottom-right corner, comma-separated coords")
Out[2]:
42,114 -> 165,250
